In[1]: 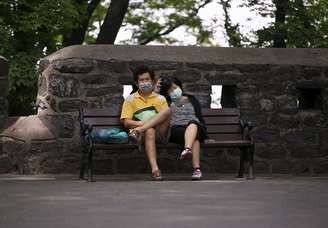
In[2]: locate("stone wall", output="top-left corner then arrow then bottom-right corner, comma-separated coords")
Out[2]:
1,46 -> 328,175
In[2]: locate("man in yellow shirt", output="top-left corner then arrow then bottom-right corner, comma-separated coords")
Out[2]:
120,66 -> 171,181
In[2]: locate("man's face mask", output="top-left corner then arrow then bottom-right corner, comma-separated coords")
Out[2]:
138,82 -> 153,93
169,87 -> 182,100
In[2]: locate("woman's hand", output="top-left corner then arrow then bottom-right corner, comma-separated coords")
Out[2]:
154,78 -> 162,93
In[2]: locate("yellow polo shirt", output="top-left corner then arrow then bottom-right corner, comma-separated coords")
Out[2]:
120,91 -> 168,120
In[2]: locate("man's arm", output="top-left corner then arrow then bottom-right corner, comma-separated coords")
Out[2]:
122,119 -> 144,129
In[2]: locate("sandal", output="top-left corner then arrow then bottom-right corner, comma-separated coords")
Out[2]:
151,170 -> 163,181
179,148 -> 192,160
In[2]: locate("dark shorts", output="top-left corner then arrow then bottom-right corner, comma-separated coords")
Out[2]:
169,120 -> 206,146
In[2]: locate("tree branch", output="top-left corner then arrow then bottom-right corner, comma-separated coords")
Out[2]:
139,0 -> 212,45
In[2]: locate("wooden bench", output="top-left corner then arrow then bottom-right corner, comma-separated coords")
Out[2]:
79,107 -> 255,181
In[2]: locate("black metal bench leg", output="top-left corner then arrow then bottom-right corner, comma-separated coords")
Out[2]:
237,148 -> 247,178
79,148 -> 87,180
247,144 -> 255,180
87,145 -> 95,182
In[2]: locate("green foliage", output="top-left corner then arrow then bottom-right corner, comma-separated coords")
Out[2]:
122,0 -> 214,45
246,0 -> 328,47
0,0 -> 82,115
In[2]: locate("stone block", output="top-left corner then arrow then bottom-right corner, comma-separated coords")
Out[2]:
291,161 -> 313,175
80,72 -> 111,84
211,155 -> 238,173
253,160 -> 270,174
52,58 -> 94,73
266,65 -> 298,82
271,160 -> 291,174
184,82 -> 211,93
254,128 -> 280,143
85,85 -> 122,97
204,70 -> 243,85
37,74 -> 47,96
41,156 -> 80,173
313,160 -> 328,174
30,140 -> 64,155
296,111 -> 325,128
176,159 -> 193,173
284,129 -> 318,146
38,115 -> 75,138
259,99 -> 274,111
301,66 -> 323,80
171,69 -> 202,82
116,157 -> 149,173
0,156 -> 14,173
38,59 -> 50,73
92,158 -> 114,174
104,96 -> 124,108
158,157 -> 177,173
48,74 -> 79,97
240,111 -> 266,127
185,63 -> 216,71
238,92 -> 259,110
271,114 -> 300,130
97,60 -> 131,73
289,145 -> 319,159
130,60 -> 182,71
117,73 -> 135,85
58,99 -> 88,112
1,137 -> 28,173
255,143 -> 287,159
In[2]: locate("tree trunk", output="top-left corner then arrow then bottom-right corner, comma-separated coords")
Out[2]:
96,0 -> 129,44
62,0 -> 101,47
273,0 -> 288,48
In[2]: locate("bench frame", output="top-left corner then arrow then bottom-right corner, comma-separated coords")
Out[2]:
79,107 -> 255,182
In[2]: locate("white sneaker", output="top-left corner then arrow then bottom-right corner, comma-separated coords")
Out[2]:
191,169 -> 202,180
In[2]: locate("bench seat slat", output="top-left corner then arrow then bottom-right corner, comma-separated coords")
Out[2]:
203,116 -> 240,124
84,117 -> 122,126
207,133 -> 243,141
93,140 -> 252,150
201,108 -> 240,116
206,125 -> 241,133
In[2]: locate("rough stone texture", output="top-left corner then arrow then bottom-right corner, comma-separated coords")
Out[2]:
1,46 -> 328,174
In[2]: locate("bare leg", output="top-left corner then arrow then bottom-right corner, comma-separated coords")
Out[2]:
158,113 -> 171,140
144,128 -> 159,172
191,140 -> 201,169
184,123 -> 198,149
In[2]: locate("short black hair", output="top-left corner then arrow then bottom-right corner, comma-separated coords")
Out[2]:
133,65 -> 155,81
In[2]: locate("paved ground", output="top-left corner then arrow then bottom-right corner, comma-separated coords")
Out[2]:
0,174 -> 327,228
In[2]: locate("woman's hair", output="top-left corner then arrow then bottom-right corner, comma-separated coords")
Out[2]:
159,77 -> 183,104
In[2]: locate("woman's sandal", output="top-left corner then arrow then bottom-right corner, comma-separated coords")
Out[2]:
151,170 -> 163,181
179,148 -> 192,160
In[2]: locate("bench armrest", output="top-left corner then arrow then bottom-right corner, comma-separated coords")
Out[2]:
239,119 -> 255,141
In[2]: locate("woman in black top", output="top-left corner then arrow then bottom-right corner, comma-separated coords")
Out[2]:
158,77 -> 208,180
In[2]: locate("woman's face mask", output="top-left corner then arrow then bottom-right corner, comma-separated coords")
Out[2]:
138,82 -> 153,93
169,87 -> 182,100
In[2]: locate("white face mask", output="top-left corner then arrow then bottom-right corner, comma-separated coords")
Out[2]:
138,82 -> 153,93
169,87 -> 182,100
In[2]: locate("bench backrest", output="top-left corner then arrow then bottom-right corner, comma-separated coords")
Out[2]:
80,107 -> 242,141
